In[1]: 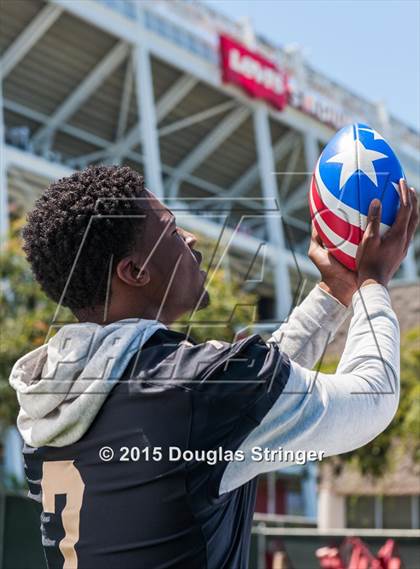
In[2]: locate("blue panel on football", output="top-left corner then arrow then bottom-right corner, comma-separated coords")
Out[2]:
318,123 -> 403,226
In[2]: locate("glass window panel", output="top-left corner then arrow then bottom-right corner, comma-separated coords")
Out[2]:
383,496 -> 412,529
346,496 -> 375,529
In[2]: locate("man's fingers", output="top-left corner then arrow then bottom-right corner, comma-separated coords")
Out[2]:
364,198 -> 381,239
405,187 -> 419,249
390,179 -> 412,237
308,223 -> 331,268
399,177 -> 409,206
310,224 -> 323,246
308,224 -> 323,255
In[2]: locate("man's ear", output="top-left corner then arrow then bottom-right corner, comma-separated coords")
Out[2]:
115,257 -> 150,287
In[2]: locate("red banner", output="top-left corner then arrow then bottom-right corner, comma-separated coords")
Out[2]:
219,35 -> 289,111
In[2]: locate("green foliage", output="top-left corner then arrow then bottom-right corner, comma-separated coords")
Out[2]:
319,326 -> 420,476
1,220 -> 73,424
173,267 -> 257,344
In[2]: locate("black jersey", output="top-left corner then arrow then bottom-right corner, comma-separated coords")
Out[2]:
23,328 -> 290,569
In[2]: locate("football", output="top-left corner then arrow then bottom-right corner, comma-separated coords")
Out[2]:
309,123 -> 404,271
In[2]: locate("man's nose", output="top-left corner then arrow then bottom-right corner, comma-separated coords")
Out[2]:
180,227 -> 197,247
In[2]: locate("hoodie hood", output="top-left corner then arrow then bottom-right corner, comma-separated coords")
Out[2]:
9,318 -> 166,448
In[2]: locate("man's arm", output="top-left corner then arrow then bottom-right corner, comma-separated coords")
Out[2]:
267,284 -> 350,368
219,283 -> 399,493
267,221 -> 358,369
220,182 -> 418,495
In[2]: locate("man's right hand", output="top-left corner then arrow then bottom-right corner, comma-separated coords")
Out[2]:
356,179 -> 419,289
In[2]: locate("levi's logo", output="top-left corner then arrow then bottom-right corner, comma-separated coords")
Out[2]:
219,34 -> 289,110
228,48 -> 285,95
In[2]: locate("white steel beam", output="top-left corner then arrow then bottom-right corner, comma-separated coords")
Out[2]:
0,81 -> 9,243
68,148 -> 111,168
32,41 -> 129,146
226,130 -> 298,200
167,106 -> 249,195
115,54 -> 134,142
283,132 -> 319,214
8,172 -> 39,207
133,36 -> 164,197
303,132 -> 320,172
5,146 -> 73,180
279,140 -> 302,198
50,0 -> 138,43
4,99 -> 111,150
155,75 -> 197,123
0,4 -> 63,78
112,74 -> 197,162
253,104 -> 292,320
158,100 -> 236,138
402,245 -> 418,280
283,181 -> 310,214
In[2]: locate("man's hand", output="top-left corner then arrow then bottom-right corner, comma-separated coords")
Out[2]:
308,225 -> 358,306
356,179 -> 419,288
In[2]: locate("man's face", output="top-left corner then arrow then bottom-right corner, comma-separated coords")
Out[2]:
137,190 -> 210,321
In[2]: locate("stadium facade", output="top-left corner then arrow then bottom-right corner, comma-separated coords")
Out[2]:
1,0 -> 420,527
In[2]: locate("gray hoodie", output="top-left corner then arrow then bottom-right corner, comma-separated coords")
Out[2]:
9,318 -> 165,447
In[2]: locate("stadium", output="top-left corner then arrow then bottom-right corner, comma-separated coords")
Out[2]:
1,1 -> 419,568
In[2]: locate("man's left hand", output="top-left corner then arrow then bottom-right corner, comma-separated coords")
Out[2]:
308,225 -> 357,306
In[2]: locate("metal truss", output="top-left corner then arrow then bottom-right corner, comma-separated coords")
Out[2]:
0,4 -> 63,78
115,53 -> 134,145
32,41 -> 130,150
166,106 -> 250,198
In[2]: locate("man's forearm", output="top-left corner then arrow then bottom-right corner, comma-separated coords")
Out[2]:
220,284 -> 400,494
267,284 -> 351,368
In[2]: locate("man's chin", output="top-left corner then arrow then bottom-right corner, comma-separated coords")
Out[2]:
197,289 -> 210,310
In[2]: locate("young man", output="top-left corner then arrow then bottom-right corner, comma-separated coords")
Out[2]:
10,166 -> 418,569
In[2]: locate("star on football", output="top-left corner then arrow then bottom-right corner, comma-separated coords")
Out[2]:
327,138 -> 388,188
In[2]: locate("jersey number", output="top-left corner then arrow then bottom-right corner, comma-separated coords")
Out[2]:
41,461 -> 85,569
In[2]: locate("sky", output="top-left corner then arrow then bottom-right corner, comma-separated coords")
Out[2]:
203,0 -> 420,131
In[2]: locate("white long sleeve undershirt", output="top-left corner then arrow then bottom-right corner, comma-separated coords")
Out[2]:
267,283 -> 352,368
219,284 -> 400,494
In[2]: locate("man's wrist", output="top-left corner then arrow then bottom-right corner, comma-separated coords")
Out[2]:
318,280 -> 355,307
357,276 -> 389,289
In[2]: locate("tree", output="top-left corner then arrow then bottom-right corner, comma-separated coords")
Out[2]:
172,237 -> 258,344
0,219 -> 74,424
319,326 -> 420,476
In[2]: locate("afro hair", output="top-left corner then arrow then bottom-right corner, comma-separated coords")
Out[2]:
22,165 -> 147,311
